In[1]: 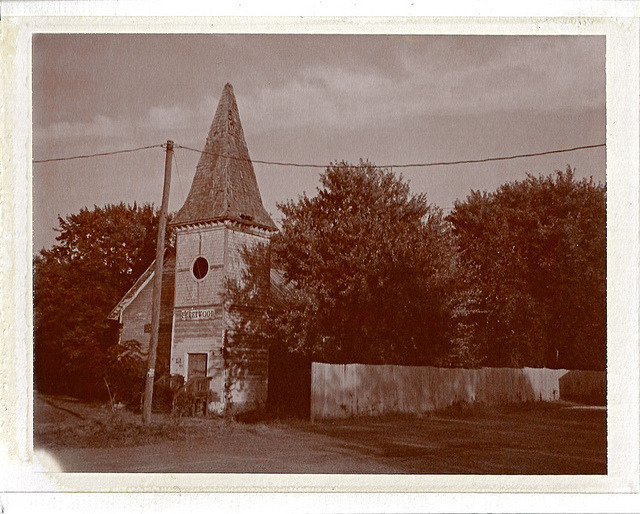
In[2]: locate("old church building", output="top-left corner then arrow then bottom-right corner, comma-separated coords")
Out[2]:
109,83 -> 278,414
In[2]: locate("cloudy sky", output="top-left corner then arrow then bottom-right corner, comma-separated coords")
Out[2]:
33,34 -> 605,253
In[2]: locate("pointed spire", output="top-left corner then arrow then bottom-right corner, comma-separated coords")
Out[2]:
172,83 -> 276,230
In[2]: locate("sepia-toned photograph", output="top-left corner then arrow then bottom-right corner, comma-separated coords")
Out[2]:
30,33 -> 608,476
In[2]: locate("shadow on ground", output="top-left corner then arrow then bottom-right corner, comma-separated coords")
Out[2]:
34,393 -> 606,474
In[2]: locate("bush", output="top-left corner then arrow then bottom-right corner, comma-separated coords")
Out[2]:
103,340 -> 146,408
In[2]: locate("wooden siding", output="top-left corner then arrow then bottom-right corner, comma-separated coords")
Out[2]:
226,306 -> 269,411
119,255 -> 175,375
171,222 -> 271,413
310,363 -> 605,420
174,225 -> 226,308
170,308 -> 224,404
223,225 -> 271,412
226,225 -> 270,283
173,225 -> 226,407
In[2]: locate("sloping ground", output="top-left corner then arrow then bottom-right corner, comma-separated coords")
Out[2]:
36,395 -> 88,424
300,404 -> 606,474
35,393 -> 211,448
36,393 -> 143,427
34,395 -> 605,474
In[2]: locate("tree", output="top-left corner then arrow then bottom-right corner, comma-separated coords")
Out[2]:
448,167 -> 606,370
230,161 -> 459,366
33,202 -> 170,399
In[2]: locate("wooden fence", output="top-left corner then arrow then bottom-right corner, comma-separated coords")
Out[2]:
311,363 -> 605,420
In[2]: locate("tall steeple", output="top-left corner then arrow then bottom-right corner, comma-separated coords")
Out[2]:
172,83 -> 277,231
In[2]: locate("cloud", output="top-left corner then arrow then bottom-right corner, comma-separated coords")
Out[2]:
227,36 -> 604,136
233,54 -> 603,138
36,103 -> 202,143
146,105 -> 194,130
36,36 -> 604,146
37,114 -> 130,141
401,36 -> 604,114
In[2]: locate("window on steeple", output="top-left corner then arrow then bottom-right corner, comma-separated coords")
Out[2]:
192,256 -> 209,280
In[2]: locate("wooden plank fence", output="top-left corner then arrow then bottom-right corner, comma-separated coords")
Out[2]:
311,363 -> 605,420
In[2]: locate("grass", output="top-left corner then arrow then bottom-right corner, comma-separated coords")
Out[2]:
37,412 -> 182,448
34,394 -> 606,473
34,395 -> 583,449
35,396 -> 232,448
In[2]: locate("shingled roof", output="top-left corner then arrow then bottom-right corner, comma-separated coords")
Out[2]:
107,248 -> 175,321
171,83 -> 277,231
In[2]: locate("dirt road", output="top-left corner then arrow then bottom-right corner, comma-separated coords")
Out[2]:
34,396 -> 605,474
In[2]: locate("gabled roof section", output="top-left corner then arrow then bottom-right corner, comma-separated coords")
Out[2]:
171,83 -> 277,231
107,249 -> 175,321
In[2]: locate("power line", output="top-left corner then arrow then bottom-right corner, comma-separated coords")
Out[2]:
175,144 -> 327,169
175,143 -> 606,170
384,144 -> 606,168
32,141 -> 606,169
32,144 -> 164,164
172,150 -> 187,202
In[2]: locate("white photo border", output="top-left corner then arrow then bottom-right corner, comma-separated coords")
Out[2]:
1,14 -> 638,499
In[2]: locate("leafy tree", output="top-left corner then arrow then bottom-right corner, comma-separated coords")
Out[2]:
229,161 -> 459,366
448,167 -> 606,370
33,202 -> 170,399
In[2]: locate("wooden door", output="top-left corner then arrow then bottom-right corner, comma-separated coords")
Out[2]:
187,353 -> 207,380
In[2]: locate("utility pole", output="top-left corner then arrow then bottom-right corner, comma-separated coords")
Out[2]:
142,140 -> 173,424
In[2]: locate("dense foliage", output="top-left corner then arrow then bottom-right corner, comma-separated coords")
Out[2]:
447,168 -> 606,370
36,166 -> 606,405
231,165 -> 606,371
33,203 -> 168,399
229,161 -> 459,365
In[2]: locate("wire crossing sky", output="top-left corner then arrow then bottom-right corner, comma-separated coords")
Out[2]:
33,142 -> 606,169
32,144 -> 164,164
33,34 -> 605,253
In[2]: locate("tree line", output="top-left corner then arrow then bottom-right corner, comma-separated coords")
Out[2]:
230,161 -> 606,372
33,203 -> 169,400
33,162 -> 606,400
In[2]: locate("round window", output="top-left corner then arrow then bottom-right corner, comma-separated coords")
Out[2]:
192,256 -> 209,280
